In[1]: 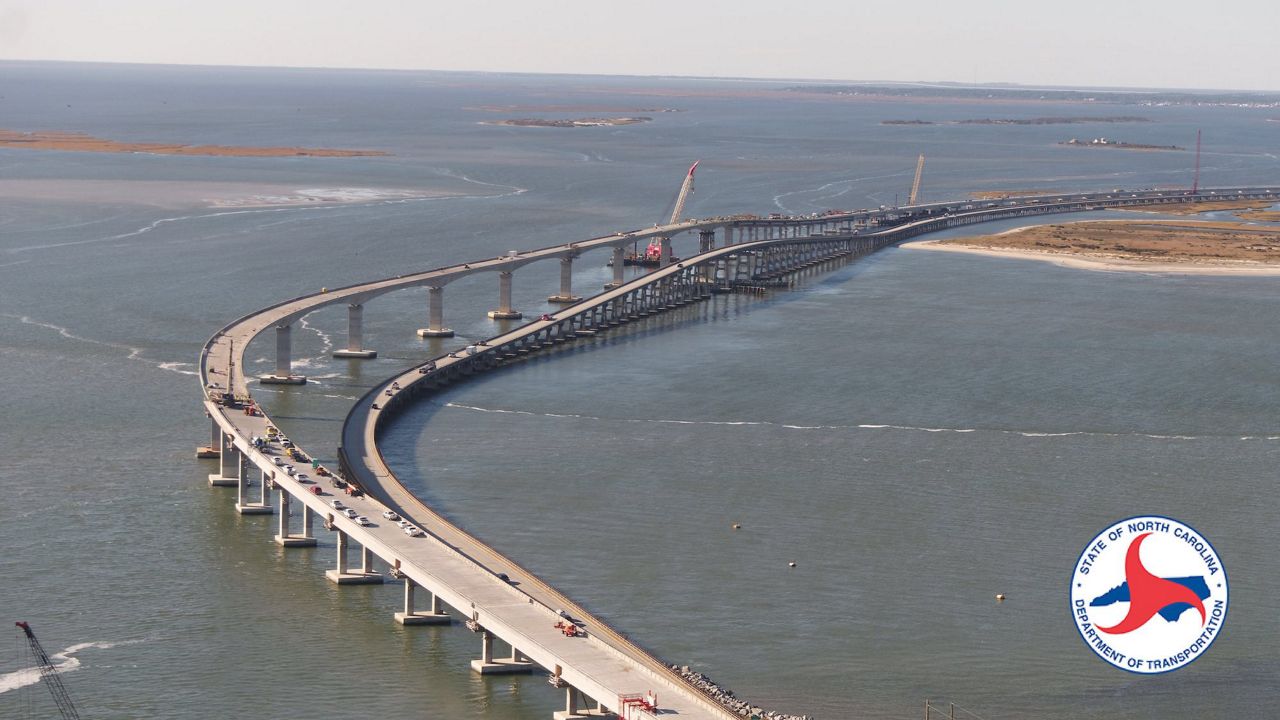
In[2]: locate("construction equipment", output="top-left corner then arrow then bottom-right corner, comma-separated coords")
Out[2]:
622,161 -> 699,267
618,691 -> 659,719
554,620 -> 583,637
15,621 -> 81,720
908,153 -> 925,205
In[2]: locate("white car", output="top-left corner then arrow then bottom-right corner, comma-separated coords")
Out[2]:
342,508 -> 358,519
396,519 -> 410,529
404,526 -> 425,537
283,466 -> 295,476
271,457 -> 283,466
295,473 -> 308,481
355,516 -> 372,527
331,500 -> 345,510
382,511 -> 399,521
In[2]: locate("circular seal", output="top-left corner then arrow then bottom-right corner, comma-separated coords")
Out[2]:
1070,515 -> 1228,674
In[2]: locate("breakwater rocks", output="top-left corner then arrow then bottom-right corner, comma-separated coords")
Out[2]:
669,664 -> 812,720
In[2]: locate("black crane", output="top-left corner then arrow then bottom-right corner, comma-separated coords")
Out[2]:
15,621 -> 81,720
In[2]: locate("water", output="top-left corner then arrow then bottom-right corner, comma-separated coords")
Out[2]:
2,61 -> 1279,719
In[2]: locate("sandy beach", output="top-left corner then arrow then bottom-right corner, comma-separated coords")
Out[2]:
0,129 -> 388,157
904,219 -> 1280,276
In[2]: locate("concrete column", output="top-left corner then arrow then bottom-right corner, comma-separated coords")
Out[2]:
659,237 -> 672,266
325,529 -> 383,584
336,530 -> 348,574
699,230 -> 715,254
209,431 -> 240,486
236,462 -> 273,515
334,304 -> 377,358
488,272 -> 522,319
361,545 -> 375,574
418,286 -> 454,338
397,577 -> 452,624
275,490 -> 316,546
722,225 -> 734,247
548,257 -> 582,303
471,629 -> 534,675
261,324 -> 306,384
607,247 -> 626,288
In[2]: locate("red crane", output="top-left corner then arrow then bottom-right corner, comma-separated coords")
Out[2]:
624,161 -> 699,267
15,622 -> 81,720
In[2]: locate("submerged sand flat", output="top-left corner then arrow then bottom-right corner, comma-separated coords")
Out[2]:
0,179 -> 463,209
906,220 -> 1280,276
0,129 -> 388,157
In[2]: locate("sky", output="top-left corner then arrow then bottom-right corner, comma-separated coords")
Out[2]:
1,0 -> 1276,92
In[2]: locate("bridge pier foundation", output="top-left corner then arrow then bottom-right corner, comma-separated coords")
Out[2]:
260,323 -> 307,385
395,578 -> 452,625
548,257 -> 582,304
658,237 -> 672,266
488,272 -> 523,320
275,490 -> 317,547
334,303 -> 377,358
208,430 -> 240,486
418,286 -> 454,338
196,416 -> 221,458
471,630 -> 536,675
326,529 -> 384,584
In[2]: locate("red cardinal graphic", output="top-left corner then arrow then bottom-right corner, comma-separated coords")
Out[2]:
1098,533 -> 1206,635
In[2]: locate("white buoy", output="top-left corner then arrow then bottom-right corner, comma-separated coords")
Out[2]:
788,561 -> 797,568
732,523 -> 741,530
995,593 -> 1006,602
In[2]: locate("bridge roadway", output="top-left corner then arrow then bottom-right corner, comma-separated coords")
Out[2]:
200,185 -> 1280,719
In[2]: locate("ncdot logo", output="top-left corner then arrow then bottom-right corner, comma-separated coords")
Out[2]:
1071,515 -> 1227,674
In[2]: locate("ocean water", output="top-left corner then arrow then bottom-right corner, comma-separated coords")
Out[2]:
2,61 -> 1279,719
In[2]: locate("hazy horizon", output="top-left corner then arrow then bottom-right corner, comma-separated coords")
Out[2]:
1,0 -> 1277,93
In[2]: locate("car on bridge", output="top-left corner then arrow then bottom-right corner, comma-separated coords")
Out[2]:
341,508 -> 358,519
382,510 -> 399,521
404,525 -> 425,537
331,499 -> 345,510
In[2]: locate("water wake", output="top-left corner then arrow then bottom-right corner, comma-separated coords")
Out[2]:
1,314 -> 194,378
442,402 -> 1273,441
0,638 -> 138,695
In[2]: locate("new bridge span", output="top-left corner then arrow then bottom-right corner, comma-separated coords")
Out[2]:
198,185 -> 1280,720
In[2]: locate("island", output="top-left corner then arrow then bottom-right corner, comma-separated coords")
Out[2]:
1060,137 -> 1182,151
0,129 -> 388,157
484,117 -> 652,128
907,219 -> 1280,274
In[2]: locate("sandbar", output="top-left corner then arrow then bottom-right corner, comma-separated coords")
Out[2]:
905,220 -> 1280,276
0,129 -> 388,157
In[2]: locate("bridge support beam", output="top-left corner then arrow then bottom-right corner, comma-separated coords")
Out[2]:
334,303 -> 377,358
326,530 -> 384,584
275,489 -> 317,547
548,257 -> 583,304
208,430 -> 240,486
418,286 -> 454,338
487,272 -> 522,320
658,237 -> 672,266
605,247 -> 626,289
260,323 -> 307,384
395,578 -> 452,625
471,630 -> 536,675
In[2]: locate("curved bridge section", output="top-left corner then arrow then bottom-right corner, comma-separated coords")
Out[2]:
199,185 -> 1280,720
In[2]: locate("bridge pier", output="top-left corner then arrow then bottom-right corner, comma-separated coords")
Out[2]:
554,687 -> 613,720
605,247 -> 626,289
334,303 -> 377,358
275,490 -> 317,546
326,529 -> 384,584
487,272 -> 522,320
395,578 -> 452,625
236,466 -> 273,515
548,257 -> 583,304
658,237 -> 672,266
260,323 -> 307,385
418,286 -> 454,338
208,430 -> 240,486
471,630 -> 536,675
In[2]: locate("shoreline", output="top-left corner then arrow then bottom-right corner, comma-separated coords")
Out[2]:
903,237 -> 1280,276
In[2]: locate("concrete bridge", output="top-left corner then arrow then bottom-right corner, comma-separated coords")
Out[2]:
198,185 -> 1280,720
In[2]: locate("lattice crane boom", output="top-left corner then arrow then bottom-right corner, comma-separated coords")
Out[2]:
666,160 -> 699,225
908,154 -> 925,205
15,621 -> 82,720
